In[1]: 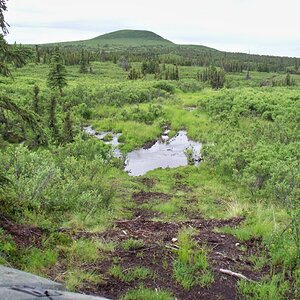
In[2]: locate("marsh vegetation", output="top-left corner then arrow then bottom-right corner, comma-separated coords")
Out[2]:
0,15 -> 299,299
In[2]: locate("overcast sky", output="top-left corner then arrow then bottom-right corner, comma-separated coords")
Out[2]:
4,0 -> 300,57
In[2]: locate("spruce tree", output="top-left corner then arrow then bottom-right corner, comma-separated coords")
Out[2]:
175,65 -> 179,80
35,45 -> 40,64
49,96 -> 58,140
79,49 -> 88,73
47,47 -> 67,96
285,73 -> 291,86
32,84 -> 40,114
0,0 -> 9,35
63,110 -> 73,143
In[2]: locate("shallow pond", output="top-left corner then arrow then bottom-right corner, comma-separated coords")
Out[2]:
124,130 -> 202,176
84,126 -> 202,177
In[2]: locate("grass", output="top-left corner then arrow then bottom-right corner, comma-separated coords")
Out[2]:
122,286 -> 174,300
152,200 -> 179,215
20,248 -> 58,275
68,238 -> 101,263
65,269 -> 104,291
0,230 -> 16,264
147,165 -> 248,220
109,265 -> 153,282
173,227 -> 214,289
92,119 -> 161,152
238,274 -> 289,300
220,203 -> 288,242
121,238 -> 144,251
1,55 -> 300,299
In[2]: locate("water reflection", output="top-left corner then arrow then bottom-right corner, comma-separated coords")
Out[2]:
125,130 -> 202,176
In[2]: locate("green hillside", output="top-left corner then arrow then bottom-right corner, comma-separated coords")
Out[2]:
33,29 -> 297,73
40,29 -> 218,53
45,29 -> 174,48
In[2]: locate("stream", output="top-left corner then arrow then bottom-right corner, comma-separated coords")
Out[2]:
83,126 -> 202,176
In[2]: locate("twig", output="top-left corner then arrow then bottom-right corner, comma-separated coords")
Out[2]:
219,268 -> 255,282
215,251 -> 238,263
165,244 -> 180,251
127,244 -> 159,253
211,243 -> 221,250
114,215 -> 141,223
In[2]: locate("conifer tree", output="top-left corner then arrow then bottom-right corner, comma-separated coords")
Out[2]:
175,65 -> 179,80
79,49 -> 88,73
285,72 -> 291,86
35,45 -> 40,64
63,110 -> 73,143
48,96 -> 58,140
32,84 -> 40,114
47,47 -> 67,96
0,0 -> 9,35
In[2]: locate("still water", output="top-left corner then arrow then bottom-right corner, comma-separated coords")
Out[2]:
84,127 -> 202,177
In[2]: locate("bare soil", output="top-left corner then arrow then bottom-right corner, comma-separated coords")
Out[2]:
79,191 -> 267,300
0,216 -> 44,248
0,190 -> 267,300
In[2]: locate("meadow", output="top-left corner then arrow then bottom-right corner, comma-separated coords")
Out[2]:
0,58 -> 299,299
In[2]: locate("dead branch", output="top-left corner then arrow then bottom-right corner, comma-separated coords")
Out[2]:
114,215 -> 142,223
165,244 -> 180,251
219,268 -> 255,282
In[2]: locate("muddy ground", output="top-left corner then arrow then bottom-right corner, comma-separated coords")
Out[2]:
0,184 -> 267,300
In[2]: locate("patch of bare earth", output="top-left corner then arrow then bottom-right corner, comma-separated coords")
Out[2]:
0,215 -> 44,248
78,191 -> 267,300
132,191 -> 171,204
0,189 -> 266,299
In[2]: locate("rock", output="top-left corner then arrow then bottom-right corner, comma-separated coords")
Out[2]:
0,266 -> 110,300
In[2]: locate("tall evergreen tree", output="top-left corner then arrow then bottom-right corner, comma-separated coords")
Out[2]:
32,84 -> 40,114
48,96 -> 58,140
63,110 -> 73,143
175,65 -> 179,80
79,49 -> 88,73
47,47 -> 67,96
35,44 -> 40,64
0,0 -> 9,35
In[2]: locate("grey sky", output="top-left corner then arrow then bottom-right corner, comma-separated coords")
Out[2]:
4,0 -> 300,57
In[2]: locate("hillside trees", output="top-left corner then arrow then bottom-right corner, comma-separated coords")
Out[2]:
197,66 -> 225,89
119,56 -> 131,71
128,68 -> 142,80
